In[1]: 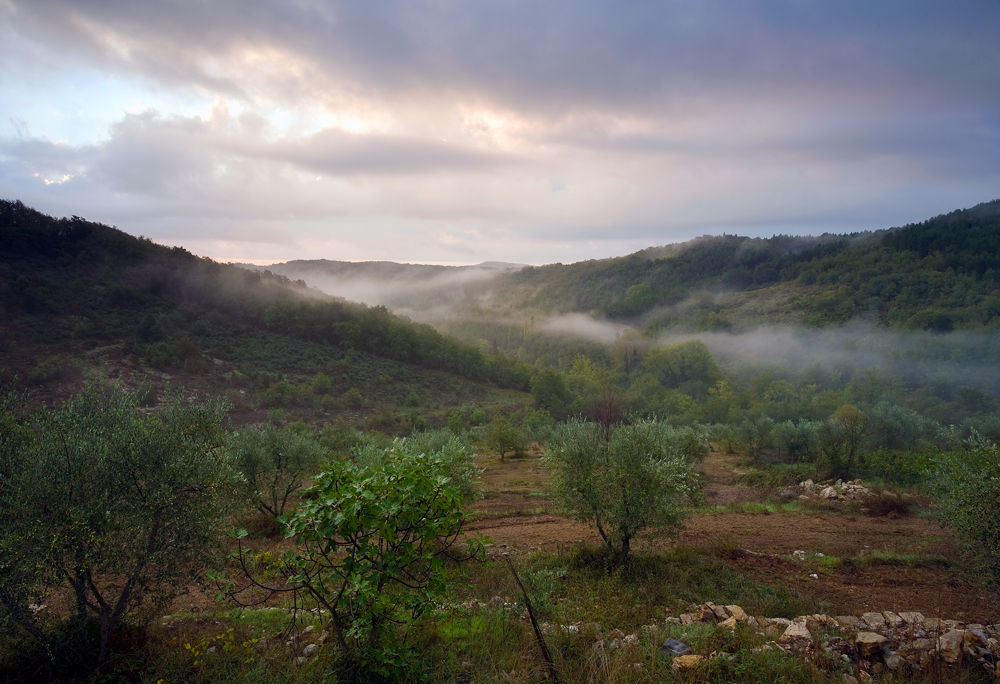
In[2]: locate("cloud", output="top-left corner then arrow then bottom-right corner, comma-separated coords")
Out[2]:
1,1 -> 999,265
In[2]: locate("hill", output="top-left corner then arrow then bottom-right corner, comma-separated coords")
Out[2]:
0,200 -> 532,429
493,199 -> 1000,332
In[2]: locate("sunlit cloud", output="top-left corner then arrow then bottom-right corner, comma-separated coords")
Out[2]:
1,1 -> 999,264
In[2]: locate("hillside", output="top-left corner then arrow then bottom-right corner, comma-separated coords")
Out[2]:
256,200 -> 1000,336
0,200 -> 532,429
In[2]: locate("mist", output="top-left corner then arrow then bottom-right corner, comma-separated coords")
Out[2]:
242,260 -> 523,322
538,314 -> 627,344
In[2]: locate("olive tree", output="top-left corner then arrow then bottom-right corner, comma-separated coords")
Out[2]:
229,424 -> 325,518
544,419 -> 700,562
482,415 -> 525,463
0,385 -> 236,666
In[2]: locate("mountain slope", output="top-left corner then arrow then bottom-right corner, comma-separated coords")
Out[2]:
0,200 -> 531,426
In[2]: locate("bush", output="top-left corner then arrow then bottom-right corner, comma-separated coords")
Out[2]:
217,451 -> 484,679
344,387 -> 363,408
0,385 -> 236,667
544,419 -> 700,562
933,435 -> 1000,589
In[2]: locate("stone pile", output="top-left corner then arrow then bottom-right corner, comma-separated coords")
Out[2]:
671,602 -> 999,678
533,602 -> 998,677
787,478 -> 875,503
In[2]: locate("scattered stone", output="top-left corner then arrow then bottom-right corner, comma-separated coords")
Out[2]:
835,616 -> 862,630
725,605 -> 748,621
842,675 -> 859,684
608,638 -> 622,651
939,630 -> 965,664
661,638 -> 692,656
720,616 -> 739,629
861,612 -> 887,630
963,629 -> 988,649
680,612 -> 700,625
820,486 -> 838,499
898,611 -> 925,626
883,651 -> 903,670
856,632 -> 889,658
707,602 -> 729,621
301,625 -> 315,636
671,655 -> 705,672
779,622 -> 812,645
882,612 -> 904,628
302,643 -> 317,657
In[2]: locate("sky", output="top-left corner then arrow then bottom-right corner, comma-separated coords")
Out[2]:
1,1 -> 999,266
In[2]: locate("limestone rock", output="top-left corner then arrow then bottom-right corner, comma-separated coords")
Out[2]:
898,611 -> 925,626
671,655 -> 705,672
707,603 -> 729,621
923,617 -> 947,633
861,612 -> 887,630
720,616 -> 739,629
779,622 -> 812,645
856,632 -> 889,658
302,643 -> 317,657
725,605 -> 748,621
963,629 -> 987,649
883,651 -> 903,670
835,616 -> 862,630
939,630 -> 965,664
882,612 -> 904,629
820,486 -> 838,499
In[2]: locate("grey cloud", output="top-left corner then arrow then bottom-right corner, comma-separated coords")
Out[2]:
7,1 -> 1000,114
254,128 -> 515,175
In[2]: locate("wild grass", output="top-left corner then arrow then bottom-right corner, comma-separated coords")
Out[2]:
2,541 -> 987,683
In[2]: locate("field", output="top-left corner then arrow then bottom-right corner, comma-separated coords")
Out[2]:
469,449 -> 995,624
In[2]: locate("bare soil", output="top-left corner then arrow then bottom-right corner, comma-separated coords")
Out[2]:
469,450 -> 1000,625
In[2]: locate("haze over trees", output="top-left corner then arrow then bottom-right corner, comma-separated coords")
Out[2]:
4,198 -> 1000,681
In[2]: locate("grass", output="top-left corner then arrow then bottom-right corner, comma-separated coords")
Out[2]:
1,542 -> 988,683
697,501 -> 810,515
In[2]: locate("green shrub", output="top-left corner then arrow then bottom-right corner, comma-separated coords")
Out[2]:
344,387 -> 363,408
217,451 -> 484,679
933,435 -> 1000,588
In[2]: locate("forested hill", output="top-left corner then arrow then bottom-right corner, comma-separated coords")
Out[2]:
496,199 -> 1000,331
0,200 -> 532,395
